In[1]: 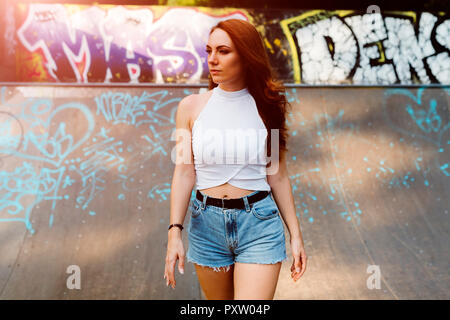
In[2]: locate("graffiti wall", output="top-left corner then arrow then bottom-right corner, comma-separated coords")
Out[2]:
0,85 -> 448,299
1,3 -> 449,85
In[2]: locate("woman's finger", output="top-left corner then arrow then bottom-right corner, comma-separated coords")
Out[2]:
294,256 -> 301,274
178,253 -> 185,275
294,255 -> 307,280
299,256 -> 307,277
293,264 -> 302,280
166,256 -> 177,287
291,263 -> 297,276
164,261 -> 169,286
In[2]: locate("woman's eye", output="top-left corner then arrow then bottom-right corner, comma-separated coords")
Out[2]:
205,49 -> 228,55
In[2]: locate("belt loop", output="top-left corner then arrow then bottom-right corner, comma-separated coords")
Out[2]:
243,195 -> 250,212
201,191 -> 207,210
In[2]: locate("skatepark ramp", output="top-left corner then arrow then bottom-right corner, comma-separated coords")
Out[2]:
0,84 -> 448,299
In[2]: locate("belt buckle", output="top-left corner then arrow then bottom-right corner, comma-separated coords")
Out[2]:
221,198 -> 225,209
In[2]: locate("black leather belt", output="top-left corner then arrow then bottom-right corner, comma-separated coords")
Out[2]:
196,190 -> 270,209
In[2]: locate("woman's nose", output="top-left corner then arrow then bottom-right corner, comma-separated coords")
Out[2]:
208,52 -> 217,64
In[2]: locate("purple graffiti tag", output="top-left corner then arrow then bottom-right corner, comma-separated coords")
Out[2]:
100,6 -> 154,83
146,8 -> 247,83
17,4 -> 105,82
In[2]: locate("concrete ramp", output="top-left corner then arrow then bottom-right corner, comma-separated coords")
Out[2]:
0,85 -> 448,299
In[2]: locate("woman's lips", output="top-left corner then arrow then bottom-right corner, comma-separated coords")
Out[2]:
210,70 -> 221,74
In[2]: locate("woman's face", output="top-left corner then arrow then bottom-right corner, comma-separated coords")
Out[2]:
206,28 -> 245,87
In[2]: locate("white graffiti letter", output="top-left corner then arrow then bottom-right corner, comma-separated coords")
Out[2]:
366,264 -> 381,289
66,264 -> 81,290
296,16 -> 357,84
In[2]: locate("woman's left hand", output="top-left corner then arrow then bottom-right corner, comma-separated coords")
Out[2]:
290,237 -> 307,282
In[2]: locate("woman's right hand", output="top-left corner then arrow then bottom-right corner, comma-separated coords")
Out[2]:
164,228 -> 185,289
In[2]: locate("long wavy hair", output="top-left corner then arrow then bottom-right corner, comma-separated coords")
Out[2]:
208,19 -> 291,158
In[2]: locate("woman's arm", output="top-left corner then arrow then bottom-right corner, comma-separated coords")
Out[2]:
168,95 -> 197,237
267,149 -> 307,281
266,150 -> 302,241
165,95 -> 196,289
169,165 -> 196,237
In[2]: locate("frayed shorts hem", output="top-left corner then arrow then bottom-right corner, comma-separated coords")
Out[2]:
187,257 -> 234,272
187,255 -> 288,272
235,255 -> 288,265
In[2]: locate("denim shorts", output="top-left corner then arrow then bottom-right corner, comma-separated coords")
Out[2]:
186,190 -> 287,272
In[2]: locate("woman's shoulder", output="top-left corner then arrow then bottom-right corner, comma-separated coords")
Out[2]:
179,89 -> 213,108
178,89 -> 214,130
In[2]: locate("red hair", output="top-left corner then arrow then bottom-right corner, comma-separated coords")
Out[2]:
208,19 -> 291,159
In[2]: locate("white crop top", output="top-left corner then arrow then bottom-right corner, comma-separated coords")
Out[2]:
191,85 -> 271,191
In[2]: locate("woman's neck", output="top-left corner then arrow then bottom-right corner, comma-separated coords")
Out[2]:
218,80 -> 246,92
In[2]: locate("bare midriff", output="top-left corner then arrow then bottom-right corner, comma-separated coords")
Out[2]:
199,182 -> 255,199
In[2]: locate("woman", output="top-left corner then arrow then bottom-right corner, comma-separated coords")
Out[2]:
164,19 -> 307,300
